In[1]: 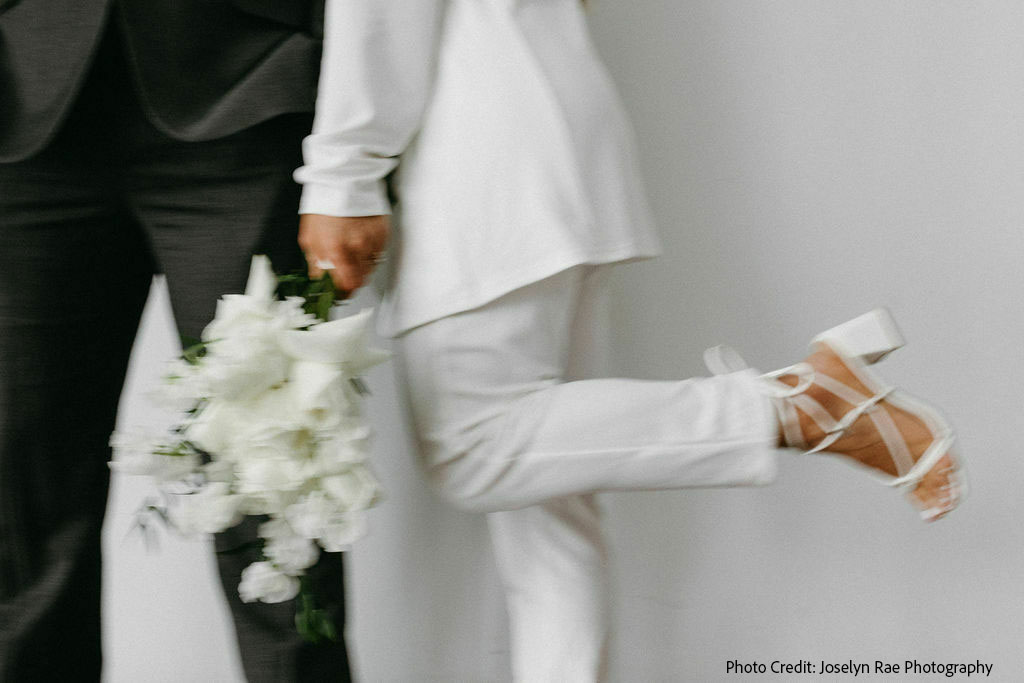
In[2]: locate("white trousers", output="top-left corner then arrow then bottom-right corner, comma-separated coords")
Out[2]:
393,265 -> 778,682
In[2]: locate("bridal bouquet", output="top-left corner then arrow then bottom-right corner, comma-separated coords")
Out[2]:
110,255 -> 389,641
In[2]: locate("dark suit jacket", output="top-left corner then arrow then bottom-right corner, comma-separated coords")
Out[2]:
0,0 -> 324,162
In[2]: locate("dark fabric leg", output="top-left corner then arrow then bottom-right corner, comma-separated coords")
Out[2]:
214,522 -> 350,683
0,142 -> 154,681
124,111 -> 350,683
121,111 -> 310,339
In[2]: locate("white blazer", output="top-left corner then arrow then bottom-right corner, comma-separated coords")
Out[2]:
295,0 -> 662,337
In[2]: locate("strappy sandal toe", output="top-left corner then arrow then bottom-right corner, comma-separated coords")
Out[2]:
706,308 -> 965,521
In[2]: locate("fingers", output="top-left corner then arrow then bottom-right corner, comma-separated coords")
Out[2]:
307,260 -> 325,281
336,254 -> 366,294
318,243 -> 376,294
298,214 -> 390,297
303,245 -> 381,297
302,249 -> 333,286
336,248 -> 387,294
304,250 -> 350,296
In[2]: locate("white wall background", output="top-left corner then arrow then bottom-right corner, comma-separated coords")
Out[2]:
103,1 -> 1024,680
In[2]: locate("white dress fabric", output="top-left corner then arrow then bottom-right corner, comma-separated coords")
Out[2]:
294,0 -> 662,336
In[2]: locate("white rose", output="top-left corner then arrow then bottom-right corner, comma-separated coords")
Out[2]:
259,520 -> 320,574
184,398 -> 240,458
235,456 -> 308,495
258,518 -> 294,541
284,493 -> 369,551
186,388 -> 312,462
238,489 -> 297,517
241,421 -> 313,461
235,385 -> 321,445
322,465 -> 381,512
172,482 -> 245,534
305,447 -> 361,480
283,491 -> 335,540
197,334 -> 290,402
238,561 -> 300,603
308,427 -> 372,477
319,511 -> 367,552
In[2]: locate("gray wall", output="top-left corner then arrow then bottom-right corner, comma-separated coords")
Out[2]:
103,1 -> 1023,680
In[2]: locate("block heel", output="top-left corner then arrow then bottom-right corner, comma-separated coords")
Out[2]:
812,307 -> 905,364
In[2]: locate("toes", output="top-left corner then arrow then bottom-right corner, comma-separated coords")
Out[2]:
909,485 -> 940,518
909,487 -> 949,522
909,454 -> 960,521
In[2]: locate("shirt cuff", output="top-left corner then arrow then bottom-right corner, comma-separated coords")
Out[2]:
297,181 -> 393,217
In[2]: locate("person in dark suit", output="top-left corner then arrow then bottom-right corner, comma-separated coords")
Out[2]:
0,1 -> 350,680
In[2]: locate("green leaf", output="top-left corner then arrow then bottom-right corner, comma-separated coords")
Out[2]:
316,290 -> 332,322
181,340 -> 209,365
294,576 -> 339,644
316,610 -> 338,641
349,377 -> 371,396
276,270 -> 338,322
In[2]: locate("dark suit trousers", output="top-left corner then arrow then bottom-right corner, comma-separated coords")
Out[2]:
0,30 -> 349,682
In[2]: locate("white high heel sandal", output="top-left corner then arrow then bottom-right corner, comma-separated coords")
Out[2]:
705,308 -> 964,521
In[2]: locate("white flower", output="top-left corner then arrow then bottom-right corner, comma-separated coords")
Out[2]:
184,398 -> 239,457
277,309 -> 390,375
284,491 -> 336,540
320,511 -> 367,552
283,361 -> 351,429
299,427 -> 373,483
235,456 -> 308,496
305,444 -> 363,479
194,257 -> 309,402
149,359 -> 203,411
238,561 -> 300,603
284,492 -> 371,551
201,459 -> 235,484
186,388 -> 313,461
109,430 -> 198,482
202,293 -> 274,343
112,257 -> 386,592
238,489 -> 297,517
259,519 -> 320,574
274,296 -> 319,331
172,482 -> 245,534
201,258 -> 313,342
242,420 -> 315,460
322,465 -> 381,511
244,255 -> 278,300
258,517 -> 297,542
196,334 -> 290,402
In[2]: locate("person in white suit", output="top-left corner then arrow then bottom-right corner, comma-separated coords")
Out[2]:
294,0 -> 964,680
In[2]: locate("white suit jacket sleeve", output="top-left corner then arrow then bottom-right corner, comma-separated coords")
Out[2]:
295,0 -> 447,217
